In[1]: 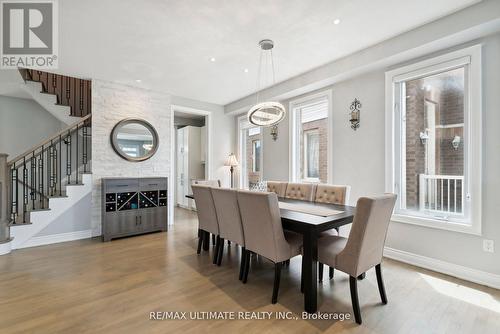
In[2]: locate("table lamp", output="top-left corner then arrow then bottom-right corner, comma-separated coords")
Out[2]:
224,153 -> 238,188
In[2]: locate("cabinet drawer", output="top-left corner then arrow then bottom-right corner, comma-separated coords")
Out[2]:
104,178 -> 139,193
139,178 -> 167,191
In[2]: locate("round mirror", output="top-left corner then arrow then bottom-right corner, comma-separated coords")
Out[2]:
110,119 -> 159,162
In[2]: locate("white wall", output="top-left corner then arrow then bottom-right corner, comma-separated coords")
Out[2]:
258,33 -> 500,276
0,95 -> 64,158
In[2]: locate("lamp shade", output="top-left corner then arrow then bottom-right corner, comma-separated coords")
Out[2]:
224,153 -> 238,167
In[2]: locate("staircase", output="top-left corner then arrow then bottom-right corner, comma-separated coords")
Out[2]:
0,69 -> 92,251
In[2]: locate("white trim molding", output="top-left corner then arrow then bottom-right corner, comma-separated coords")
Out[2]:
0,239 -> 12,255
19,230 -> 93,249
384,247 -> 500,290
385,45 -> 482,235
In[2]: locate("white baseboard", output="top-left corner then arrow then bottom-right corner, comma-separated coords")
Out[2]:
384,247 -> 500,290
19,230 -> 93,249
0,239 -> 12,255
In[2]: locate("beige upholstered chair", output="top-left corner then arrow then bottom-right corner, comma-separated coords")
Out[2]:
266,181 -> 287,198
284,183 -> 314,201
317,194 -> 397,324
314,184 -> 351,205
191,184 -> 219,263
192,179 -> 221,187
211,188 -> 247,279
314,184 -> 351,281
237,190 -> 303,304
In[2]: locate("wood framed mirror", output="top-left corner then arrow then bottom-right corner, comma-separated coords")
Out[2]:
110,118 -> 159,162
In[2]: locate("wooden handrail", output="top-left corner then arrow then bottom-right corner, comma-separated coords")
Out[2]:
7,114 -> 91,167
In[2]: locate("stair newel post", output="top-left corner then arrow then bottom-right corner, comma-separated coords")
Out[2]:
0,153 -> 11,243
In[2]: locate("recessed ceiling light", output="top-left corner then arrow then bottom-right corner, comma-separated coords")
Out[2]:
244,68 -> 249,73
333,18 -> 341,25
210,57 -> 216,62
135,79 -> 142,83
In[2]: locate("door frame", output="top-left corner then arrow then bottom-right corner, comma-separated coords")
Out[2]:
169,105 -> 212,225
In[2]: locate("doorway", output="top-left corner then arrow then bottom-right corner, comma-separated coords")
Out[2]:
169,106 -> 212,225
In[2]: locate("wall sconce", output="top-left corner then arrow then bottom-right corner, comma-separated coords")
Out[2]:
270,125 -> 278,141
452,135 -> 461,150
349,98 -> 361,130
419,131 -> 429,145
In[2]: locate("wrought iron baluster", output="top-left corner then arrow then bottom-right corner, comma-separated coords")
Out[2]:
11,163 -> 17,224
38,147 -> 44,208
82,125 -> 88,173
65,131 -> 72,184
76,124 -> 79,184
50,140 -> 57,196
31,151 -> 36,208
59,135 -> 62,195
79,81 -> 84,117
23,157 -> 28,223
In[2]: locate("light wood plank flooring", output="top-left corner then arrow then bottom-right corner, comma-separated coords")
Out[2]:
0,208 -> 499,334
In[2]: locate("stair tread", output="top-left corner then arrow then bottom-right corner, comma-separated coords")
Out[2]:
39,91 -> 55,95
30,208 -> 51,212
9,221 -> 33,227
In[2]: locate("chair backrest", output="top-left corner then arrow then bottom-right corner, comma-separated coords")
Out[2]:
192,179 -> 221,187
267,181 -> 287,197
211,188 -> 244,246
314,184 -> 351,205
237,190 -> 290,263
284,183 -> 314,201
191,184 -> 219,235
336,194 -> 397,277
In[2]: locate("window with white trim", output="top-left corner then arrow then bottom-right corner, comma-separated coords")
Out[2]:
290,93 -> 330,183
385,45 -> 482,234
238,116 -> 263,189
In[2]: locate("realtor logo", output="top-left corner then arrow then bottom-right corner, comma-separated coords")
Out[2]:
1,0 -> 58,69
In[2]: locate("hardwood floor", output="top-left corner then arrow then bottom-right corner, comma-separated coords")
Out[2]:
0,208 -> 499,334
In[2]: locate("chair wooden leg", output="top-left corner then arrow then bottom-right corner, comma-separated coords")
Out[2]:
272,262 -> 282,304
211,234 -> 216,246
375,264 -> 388,304
349,276 -> 362,324
217,238 -> 224,266
227,240 -> 231,246
318,263 -> 324,282
213,236 -> 220,264
196,236 -> 203,254
242,251 -> 250,284
357,272 -> 366,280
329,267 -> 334,280
239,247 -> 246,280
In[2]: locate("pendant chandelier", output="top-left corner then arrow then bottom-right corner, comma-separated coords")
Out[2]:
247,39 -> 286,127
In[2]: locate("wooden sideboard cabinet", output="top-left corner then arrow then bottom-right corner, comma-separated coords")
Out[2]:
101,177 -> 168,241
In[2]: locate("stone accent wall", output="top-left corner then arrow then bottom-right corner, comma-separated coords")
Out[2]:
301,118 -> 328,183
91,80 -> 171,236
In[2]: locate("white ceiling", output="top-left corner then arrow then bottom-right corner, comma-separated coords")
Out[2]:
0,0 -> 481,105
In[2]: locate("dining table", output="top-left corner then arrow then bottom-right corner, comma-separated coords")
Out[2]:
185,194 -> 356,314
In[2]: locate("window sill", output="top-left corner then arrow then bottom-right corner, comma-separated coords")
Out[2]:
391,213 -> 481,236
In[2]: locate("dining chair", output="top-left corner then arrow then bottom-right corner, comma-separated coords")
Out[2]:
267,181 -> 287,198
284,183 -> 314,201
192,179 -> 221,187
211,188 -> 247,278
237,190 -> 303,304
191,184 -> 220,264
313,184 -> 351,281
317,194 -> 397,324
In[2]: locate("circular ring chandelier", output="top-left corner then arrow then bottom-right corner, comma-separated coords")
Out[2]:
247,39 -> 286,127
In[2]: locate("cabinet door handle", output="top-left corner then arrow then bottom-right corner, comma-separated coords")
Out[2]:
139,216 -> 142,225
135,216 -> 138,225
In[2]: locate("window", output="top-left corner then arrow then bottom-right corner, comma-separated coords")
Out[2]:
385,45 -> 482,234
238,116 -> 263,189
303,129 -> 319,180
252,139 -> 261,173
290,91 -> 331,183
